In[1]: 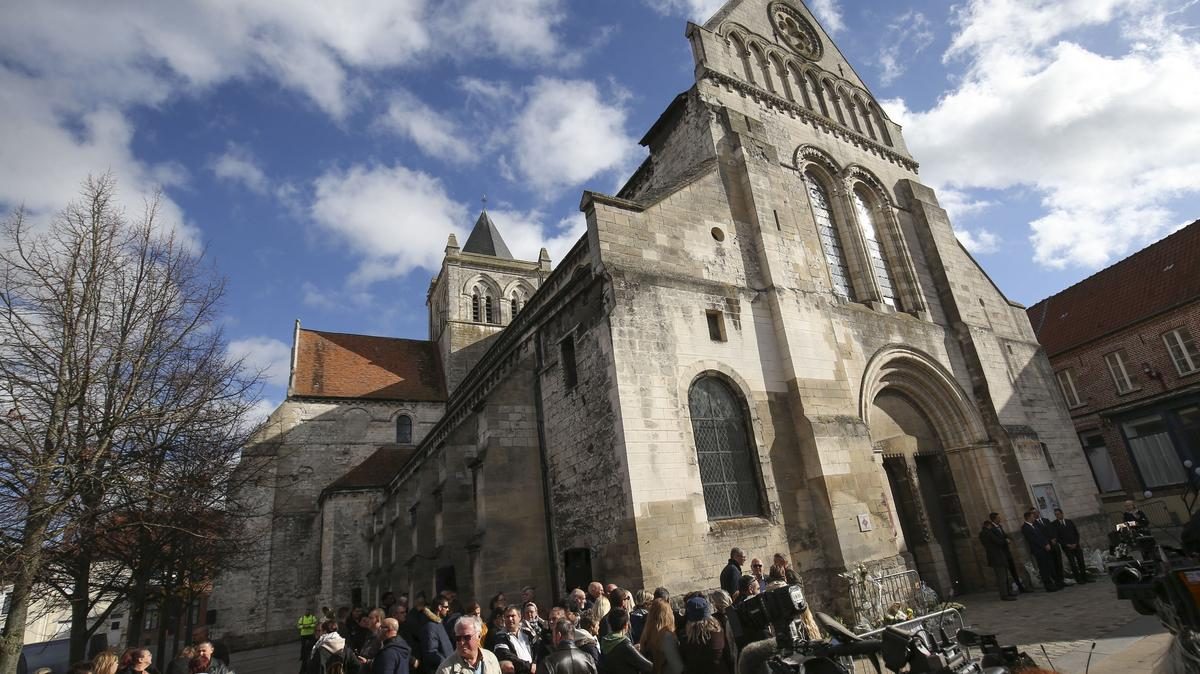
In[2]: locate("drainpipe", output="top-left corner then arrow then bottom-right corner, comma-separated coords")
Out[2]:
532,328 -> 561,604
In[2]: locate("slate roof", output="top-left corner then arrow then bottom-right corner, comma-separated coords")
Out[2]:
1027,220 -> 1200,357
462,210 -> 513,259
292,328 -> 447,401
324,447 -> 413,494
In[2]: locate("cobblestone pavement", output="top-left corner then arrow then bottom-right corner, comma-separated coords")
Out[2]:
953,579 -> 1169,672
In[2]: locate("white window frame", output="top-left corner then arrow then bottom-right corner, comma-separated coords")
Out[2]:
1163,328 -> 1199,375
1056,368 -> 1083,407
1105,350 -> 1135,394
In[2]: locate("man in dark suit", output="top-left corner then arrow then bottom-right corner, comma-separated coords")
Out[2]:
1022,509 -> 1061,592
1031,505 -> 1066,588
979,519 -> 1017,600
1053,508 -> 1090,584
988,512 -> 1025,593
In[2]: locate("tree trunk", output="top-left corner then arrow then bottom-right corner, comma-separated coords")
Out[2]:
0,507 -> 52,674
68,548 -> 94,663
126,574 -> 150,648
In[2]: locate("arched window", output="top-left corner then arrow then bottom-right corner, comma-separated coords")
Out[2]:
484,296 -> 495,324
853,188 -> 898,309
471,289 -> 481,322
396,415 -> 413,444
510,293 -> 523,319
805,173 -> 855,300
689,376 -> 762,520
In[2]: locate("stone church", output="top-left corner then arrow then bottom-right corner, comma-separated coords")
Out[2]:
211,0 -> 1103,647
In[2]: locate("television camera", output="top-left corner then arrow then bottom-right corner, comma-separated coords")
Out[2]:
734,583 -> 1032,674
1107,467 -> 1200,669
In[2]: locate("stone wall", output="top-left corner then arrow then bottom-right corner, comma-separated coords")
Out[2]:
210,398 -> 443,648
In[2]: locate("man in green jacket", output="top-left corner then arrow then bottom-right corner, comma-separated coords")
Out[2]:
298,608 -> 318,662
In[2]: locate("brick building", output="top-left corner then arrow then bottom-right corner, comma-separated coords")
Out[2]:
211,0 -> 1102,648
1028,220 -> 1200,524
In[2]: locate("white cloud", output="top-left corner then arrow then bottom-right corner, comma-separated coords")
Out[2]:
643,0 -> 727,22
211,143 -> 269,194
510,78 -> 640,195
954,228 -> 1000,254
808,0 -> 846,35
311,164 -> 468,285
894,0 -> 1200,269
877,11 -> 935,86
227,336 -> 292,387
377,90 -> 475,164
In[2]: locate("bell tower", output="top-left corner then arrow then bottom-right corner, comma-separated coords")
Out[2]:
427,210 -> 551,394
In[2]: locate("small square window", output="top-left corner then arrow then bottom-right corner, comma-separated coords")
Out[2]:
706,310 -> 727,342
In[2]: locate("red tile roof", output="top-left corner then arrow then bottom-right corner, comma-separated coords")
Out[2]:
1027,220 -> 1200,357
324,447 -> 414,494
292,328 -> 447,401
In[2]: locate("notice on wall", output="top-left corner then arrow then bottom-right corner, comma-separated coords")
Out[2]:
857,513 -> 873,532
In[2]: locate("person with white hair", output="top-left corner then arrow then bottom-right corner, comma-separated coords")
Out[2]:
438,616 -> 501,674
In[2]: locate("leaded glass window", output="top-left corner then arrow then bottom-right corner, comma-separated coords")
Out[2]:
689,376 -> 762,520
396,415 -> 412,444
805,175 -> 854,300
854,189 -> 897,308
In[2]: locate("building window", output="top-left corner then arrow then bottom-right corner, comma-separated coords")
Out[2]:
1122,415 -> 1186,488
1164,328 -> 1199,375
1105,349 -> 1136,394
805,173 -> 855,300
688,375 -> 763,520
471,289 -> 481,322
1056,368 -> 1083,407
1080,432 -> 1121,493
560,336 -> 577,389
511,297 -> 520,319
484,296 -> 495,324
852,188 -> 898,309
395,415 -> 413,444
706,310 -> 727,342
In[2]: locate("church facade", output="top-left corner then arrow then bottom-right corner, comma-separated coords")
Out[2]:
211,0 -> 1103,648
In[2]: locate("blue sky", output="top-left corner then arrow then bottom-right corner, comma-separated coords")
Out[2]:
1,0 -> 1198,411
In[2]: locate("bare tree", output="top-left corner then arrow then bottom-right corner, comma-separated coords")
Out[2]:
0,175 -> 263,674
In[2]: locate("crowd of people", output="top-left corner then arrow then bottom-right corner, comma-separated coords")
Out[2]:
55,628 -> 233,674
298,550 -> 813,674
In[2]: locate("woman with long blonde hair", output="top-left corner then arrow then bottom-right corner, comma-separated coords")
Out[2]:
92,651 -> 119,674
637,599 -> 682,674
592,596 -> 611,633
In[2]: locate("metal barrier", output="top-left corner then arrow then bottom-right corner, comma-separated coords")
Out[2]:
846,569 -> 932,629
840,608 -> 966,674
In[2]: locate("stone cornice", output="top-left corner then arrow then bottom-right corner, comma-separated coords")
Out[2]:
700,67 -> 919,174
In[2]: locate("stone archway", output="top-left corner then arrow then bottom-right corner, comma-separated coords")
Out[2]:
861,347 -> 991,598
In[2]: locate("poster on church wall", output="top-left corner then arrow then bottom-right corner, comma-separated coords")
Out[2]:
1031,482 -> 1060,520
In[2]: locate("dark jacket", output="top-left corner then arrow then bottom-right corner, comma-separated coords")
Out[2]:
598,635 -> 652,674
1053,518 -> 1081,546
979,524 -> 1008,568
492,631 -> 535,674
719,560 -> 742,596
679,632 -> 729,674
374,637 -> 411,674
1022,521 -> 1051,555
1123,509 -> 1150,527
542,642 -> 597,674
628,609 -> 648,645
1033,517 -> 1058,543
766,567 -> 799,585
420,620 -> 454,674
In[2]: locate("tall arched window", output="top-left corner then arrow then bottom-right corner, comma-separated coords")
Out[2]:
396,415 -> 413,444
805,173 -> 855,300
471,289 -> 481,322
484,296 -> 495,324
689,376 -> 763,520
510,293 -> 523,319
853,188 -> 898,309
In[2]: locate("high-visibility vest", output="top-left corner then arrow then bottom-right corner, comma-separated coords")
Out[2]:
298,613 -> 317,636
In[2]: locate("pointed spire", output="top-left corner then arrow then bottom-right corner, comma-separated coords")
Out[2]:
462,210 -> 513,259
446,233 -> 460,255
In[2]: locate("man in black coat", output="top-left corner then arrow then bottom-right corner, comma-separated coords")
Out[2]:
979,519 -> 1016,600
542,619 -> 596,674
1053,508 -> 1090,584
420,599 -> 454,674
374,619 -> 411,674
720,547 -> 746,598
1022,509 -> 1061,592
1030,506 -> 1066,588
987,512 -> 1025,594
